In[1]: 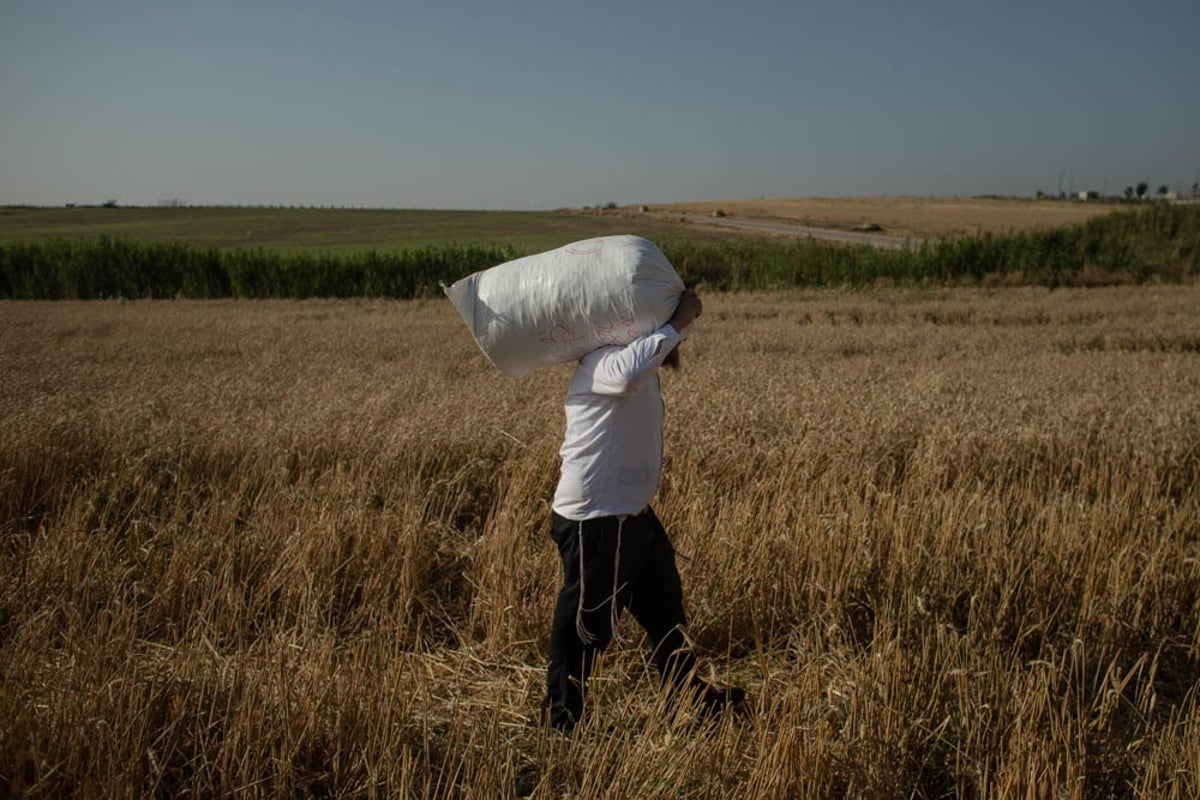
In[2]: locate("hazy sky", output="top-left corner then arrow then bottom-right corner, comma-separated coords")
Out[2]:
2,0 -> 1197,209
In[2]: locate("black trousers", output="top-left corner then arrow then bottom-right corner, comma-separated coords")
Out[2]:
545,507 -> 696,727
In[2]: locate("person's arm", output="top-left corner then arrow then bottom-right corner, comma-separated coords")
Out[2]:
586,289 -> 702,395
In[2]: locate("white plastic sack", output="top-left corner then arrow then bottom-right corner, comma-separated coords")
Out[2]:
444,235 -> 684,378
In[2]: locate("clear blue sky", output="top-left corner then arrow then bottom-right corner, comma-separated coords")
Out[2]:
2,0 -> 1197,209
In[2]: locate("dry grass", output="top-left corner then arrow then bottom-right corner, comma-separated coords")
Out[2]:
650,197 -> 1120,239
2,288 -> 1198,798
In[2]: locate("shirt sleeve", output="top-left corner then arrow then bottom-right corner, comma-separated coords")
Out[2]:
582,324 -> 683,396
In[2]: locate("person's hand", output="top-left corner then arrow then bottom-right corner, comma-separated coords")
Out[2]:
669,288 -> 702,331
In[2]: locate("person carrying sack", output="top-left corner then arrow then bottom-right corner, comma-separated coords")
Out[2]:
542,288 -> 745,734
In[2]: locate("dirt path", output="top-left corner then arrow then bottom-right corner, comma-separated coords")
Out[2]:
674,213 -> 919,249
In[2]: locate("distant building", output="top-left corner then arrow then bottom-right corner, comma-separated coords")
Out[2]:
1078,191 -> 1099,201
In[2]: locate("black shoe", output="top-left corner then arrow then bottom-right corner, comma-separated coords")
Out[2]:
541,697 -> 579,735
667,679 -> 746,718
696,683 -> 747,717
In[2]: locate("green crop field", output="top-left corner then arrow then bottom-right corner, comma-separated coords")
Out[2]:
0,206 -> 762,254
3,202 -> 1197,300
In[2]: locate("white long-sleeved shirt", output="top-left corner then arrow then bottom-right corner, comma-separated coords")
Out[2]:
552,324 -> 684,521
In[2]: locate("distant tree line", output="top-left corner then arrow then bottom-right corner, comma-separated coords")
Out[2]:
1035,180 -> 1199,202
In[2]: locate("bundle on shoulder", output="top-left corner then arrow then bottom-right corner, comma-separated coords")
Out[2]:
444,235 -> 684,378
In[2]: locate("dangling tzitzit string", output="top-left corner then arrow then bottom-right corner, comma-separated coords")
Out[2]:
608,516 -> 625,645
575,521 -> 598,646
575,517 -> 629,647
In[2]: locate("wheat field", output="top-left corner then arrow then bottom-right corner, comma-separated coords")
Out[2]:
2,288 -> 1198,798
